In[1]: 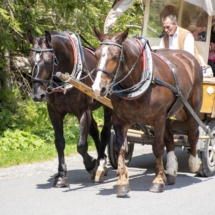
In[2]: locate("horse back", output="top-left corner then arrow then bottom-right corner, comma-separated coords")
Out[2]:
151,49 -> 203,119
152,49 -> 203,96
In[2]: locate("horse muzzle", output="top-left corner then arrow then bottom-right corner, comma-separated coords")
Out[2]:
31,85 -> 47,102
92,81 -> 109,97
31,93 -> 46,102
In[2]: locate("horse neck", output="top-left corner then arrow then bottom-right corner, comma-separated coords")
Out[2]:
53,38 -> 75,74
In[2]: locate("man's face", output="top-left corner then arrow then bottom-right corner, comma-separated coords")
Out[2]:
162,17 -> 177,36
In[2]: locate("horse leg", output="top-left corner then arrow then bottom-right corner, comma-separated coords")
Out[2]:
95,106 -> 112,182
112,118 -> 130,196
187,116 -> 202,173
88,113 -> 107,182
77,108 -> 98,180
164,119 -> 178,185
88,113 -> 101,158
47,105 -> 69,188
149,119 -> 166,193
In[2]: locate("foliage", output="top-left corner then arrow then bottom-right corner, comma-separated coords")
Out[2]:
0,96 -> 101,167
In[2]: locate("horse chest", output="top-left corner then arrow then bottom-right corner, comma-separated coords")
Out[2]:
113,100 -> 148,124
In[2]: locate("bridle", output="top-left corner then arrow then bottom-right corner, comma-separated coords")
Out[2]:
95,41 -> 123,79
31,47 -> 59,89
30,42 -> 78,94
95,40 -> 142,95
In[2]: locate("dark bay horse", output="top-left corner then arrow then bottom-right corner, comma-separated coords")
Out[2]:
27,30 -> 112,187
92,27 -> 203,196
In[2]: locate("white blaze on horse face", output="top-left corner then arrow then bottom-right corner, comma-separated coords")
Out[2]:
35,53 -> 40,64
92,45 -> 109,97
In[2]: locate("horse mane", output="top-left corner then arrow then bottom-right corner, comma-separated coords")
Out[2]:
38,31 -> 69,45
38,31 -> 96,51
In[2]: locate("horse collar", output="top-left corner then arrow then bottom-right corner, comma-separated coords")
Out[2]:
111,37 -> 153,100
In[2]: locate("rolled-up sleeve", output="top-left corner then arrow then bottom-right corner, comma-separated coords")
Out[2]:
184,33 -> 194,56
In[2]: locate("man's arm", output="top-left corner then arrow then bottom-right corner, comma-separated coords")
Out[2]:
104,0 -> 135,34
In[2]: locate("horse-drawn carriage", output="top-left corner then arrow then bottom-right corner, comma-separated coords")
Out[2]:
107,0 -> 215,178
28,0 -> 215,196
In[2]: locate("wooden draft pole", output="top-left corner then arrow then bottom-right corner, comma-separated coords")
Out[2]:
56,72 -> 113,109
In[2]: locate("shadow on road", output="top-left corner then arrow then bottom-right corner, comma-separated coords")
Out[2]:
36,145 -> 205,195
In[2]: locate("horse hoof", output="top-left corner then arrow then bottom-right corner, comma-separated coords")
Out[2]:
166,174 -> 176,185
94,165 -> 108,182
53,177 -> 69,188
116,184 -> 130,197
104,166 -> 108,176
149,183 -> 165,193
94,170 -> 104,183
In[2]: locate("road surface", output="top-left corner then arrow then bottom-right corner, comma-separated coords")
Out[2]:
0,144 -> 215,215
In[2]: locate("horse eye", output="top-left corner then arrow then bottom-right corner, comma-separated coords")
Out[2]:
112,55 -> 118,61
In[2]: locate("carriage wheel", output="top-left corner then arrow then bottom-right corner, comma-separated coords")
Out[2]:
108,130 -> 134,169
198,121 -> 215,177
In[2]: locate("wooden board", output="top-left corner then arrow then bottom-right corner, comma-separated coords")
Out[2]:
200,81 -> 215,117
56,72 -> 113,109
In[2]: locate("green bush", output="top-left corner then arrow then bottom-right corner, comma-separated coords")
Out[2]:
0,88 -> 104,167
0,129 -> 46,151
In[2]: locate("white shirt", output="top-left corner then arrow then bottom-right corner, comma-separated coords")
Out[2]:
159,27 -> 195,56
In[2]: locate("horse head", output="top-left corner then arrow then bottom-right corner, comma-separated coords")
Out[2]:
27,30 -> 57,101
92,27 -> 129,97
27,30 -> 75,102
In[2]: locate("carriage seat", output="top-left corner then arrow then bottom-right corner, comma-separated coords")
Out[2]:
199,54 -> 213,77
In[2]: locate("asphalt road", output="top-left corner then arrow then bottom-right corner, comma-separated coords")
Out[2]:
0,144 -> 215,215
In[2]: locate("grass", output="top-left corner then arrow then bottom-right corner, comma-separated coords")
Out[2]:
0,137 -> 96,168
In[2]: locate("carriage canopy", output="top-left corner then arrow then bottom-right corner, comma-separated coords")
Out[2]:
141,0 -> 215,63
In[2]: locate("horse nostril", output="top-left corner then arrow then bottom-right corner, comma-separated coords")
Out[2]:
40,94 -> 46,100
101,87 -> 106,95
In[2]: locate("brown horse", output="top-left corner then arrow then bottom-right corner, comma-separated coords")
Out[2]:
92,27 -> 203,196
27,30 -> 112,187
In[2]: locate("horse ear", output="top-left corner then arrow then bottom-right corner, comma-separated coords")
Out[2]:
116,28 -> 129,44
44,31 -> 52,47
94,26 -> 106,42
27,30 -> 37,45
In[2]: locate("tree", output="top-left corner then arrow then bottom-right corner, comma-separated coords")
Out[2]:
0,0 -> 143,96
